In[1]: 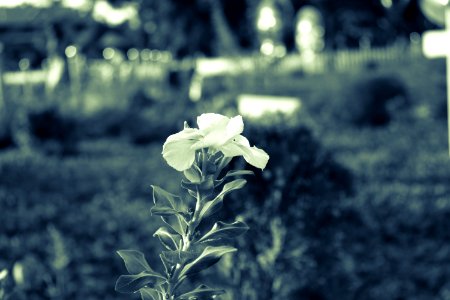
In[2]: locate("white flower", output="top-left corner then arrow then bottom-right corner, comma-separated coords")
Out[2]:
162,113 -> 269,171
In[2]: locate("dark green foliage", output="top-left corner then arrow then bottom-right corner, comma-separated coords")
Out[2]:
81,89 -> 193,145
0,121 -> 14,150
0,142 -> 178,299
1,58 -> 448,299
338,74 -> 410,126
28,107 -> 80,155
222,119 -> 354,299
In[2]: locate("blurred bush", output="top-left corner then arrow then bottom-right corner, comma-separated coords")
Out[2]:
81,89 -> 193,145
0,119 -> 14,150
0,142 -> 177,299
217,117 -> 354,299
337,73 -> 410,127
28,107 -> 81,156
0,57 -> 448,300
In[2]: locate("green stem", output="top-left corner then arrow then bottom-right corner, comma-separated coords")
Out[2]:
167,150 -> 208,298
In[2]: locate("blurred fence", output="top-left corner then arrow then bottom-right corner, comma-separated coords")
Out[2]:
188,40 -> 424,100
0,39 -> 426,108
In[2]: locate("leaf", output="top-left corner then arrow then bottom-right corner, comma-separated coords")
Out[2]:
180,180 -> 198,192
151,186 -> 187,213
199,179 -> 246,220
154,227 -> 181,251
181,175 -> 215,198
159,253 -> 171,275
183,164 -> 202,183
204,160 -> 217,175
151,185 -> 187,235
150,206 -> 188,218
115,271 -> 166,294
161,215 -> 186,237
198,221 -> 249,243
176,284 -> 225,300
215,169 -> 254,186
161,244 -> 204,267
224,170 -> 254,177
140,287 -> 162,300
215,156 -> 233,175
117,250 -> 153,274
178,246 -> 237,278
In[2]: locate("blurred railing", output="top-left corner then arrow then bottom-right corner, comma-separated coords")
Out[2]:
0,40 -> 426,108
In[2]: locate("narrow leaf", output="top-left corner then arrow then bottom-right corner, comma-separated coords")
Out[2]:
204,160 -> 217,175
159,253 -> 170,275
198,221 -> 249,243
154,227 -> 181,251
216,156 -> 233,175
218,179 -> 247,197
150,206 -> 187,218
161,215 -> 186,237
115,271 -> 165,294
152,185 -> 187,212
198,198 -> 223,221
176,284 -> 225,300
178,246 -> 237,278
161,244 -> 204,267
199,179 -> 246,220
152,185 -> 176,205
215,170 -> 254,186
117,250 -> 153,274
151,186 -> 187,236
181,175 -> 215,197
180,180 -> 198,192
183,165 -> 202,183
224,170 -> 254,178
140,287 -> 162,300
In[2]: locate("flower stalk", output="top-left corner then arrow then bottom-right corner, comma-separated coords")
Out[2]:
115,114 -> 269,300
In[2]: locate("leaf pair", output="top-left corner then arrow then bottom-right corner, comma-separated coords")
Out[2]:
154,227 -> 182,251
139,285 -> 225,300
178,246 -> 237,279
199,179 -> 247,220
151,186 -> 191,236
214,169 -> 254,187
177,284 -> 225,300
115,250 -> 165,294
198,220 -> 249,244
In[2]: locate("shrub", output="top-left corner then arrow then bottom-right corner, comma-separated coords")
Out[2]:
222,118 -> 354,299
80,89 -> 194,145
338,74 -> 409,127
27,107 -> 81,155
0,144 -> 172,299
0,120 -> 14,150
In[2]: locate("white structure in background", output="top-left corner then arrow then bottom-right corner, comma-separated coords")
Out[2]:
92,0 -> 139,28
189,57 -> 255,101
295,5 -> 325,73
0,0 -> 139,27
3,55 -> 64,88
420,0 -> 450,155
0,0 -> 52,7
61,0 -> 91,11
256,1 -> 286,57
237,94 -> 301,119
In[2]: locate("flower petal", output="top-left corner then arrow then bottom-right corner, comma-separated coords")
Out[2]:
220,136 -> 250,157
243,146 -> 270,170
221,136 -> 269,170
192,114 -> 242,150
225,116 -> 244,140
197,113 -> 229,133
162,128 -> 201,171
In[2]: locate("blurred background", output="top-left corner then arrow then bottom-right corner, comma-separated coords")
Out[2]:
0,0 -> 449,299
